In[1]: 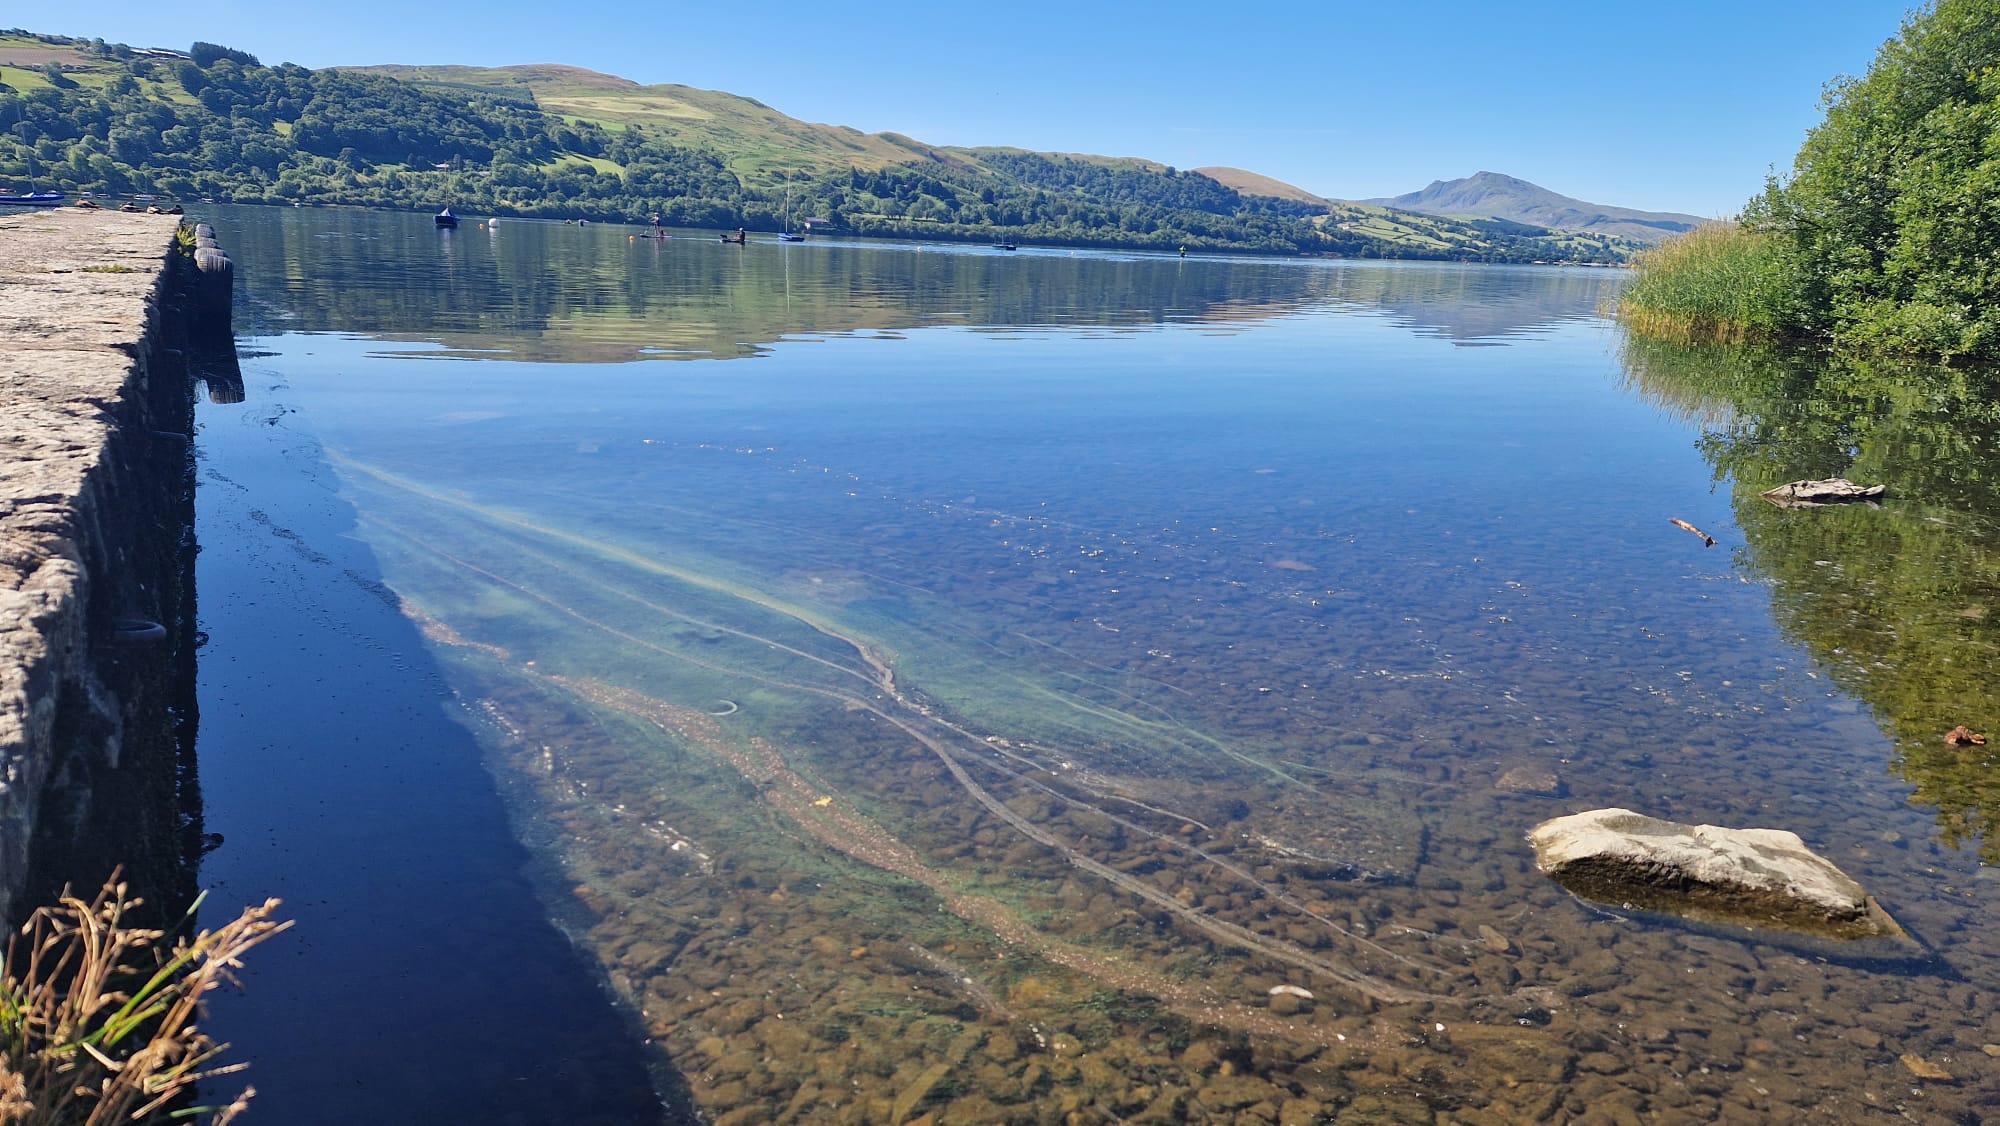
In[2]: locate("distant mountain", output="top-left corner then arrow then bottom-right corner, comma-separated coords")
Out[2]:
1364,172 -> 1707,244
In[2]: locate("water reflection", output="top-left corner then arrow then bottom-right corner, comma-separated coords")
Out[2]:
1626,337 -> 2000,864
219,205 -> 1621,360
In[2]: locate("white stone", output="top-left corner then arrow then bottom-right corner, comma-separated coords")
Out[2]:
1528,807 -> 1899,938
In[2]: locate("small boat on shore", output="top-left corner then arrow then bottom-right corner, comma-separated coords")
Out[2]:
0,190 -> 64,206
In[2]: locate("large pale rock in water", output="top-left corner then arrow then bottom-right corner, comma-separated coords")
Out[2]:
1529,808 -> 1900,939
1760,478 -> 1886,507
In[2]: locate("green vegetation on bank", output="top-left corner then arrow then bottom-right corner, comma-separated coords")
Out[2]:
1617,223 -> 1791,342
0,30 -> 1638,262
1621,0 -> 2000,359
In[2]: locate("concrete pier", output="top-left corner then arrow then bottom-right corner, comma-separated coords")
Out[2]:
0,209 -> 206,924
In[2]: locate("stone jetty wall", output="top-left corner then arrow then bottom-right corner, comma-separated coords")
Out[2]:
0,209 -> 220,925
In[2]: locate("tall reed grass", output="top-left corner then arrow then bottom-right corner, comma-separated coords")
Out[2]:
1616,222 -> 1793,343
0,876 -> 289,1124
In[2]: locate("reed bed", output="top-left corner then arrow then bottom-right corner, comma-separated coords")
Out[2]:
1616,221 -> 1791,342
0,877 -> 289,1125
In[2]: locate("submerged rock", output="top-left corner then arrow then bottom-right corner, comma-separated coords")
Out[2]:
1267,984 -> 1313,1016
1759,478 -> 1886,507
1900,1053 -> 1953,1081
1528,808 -> 1901,939
1496,765 -> 1564,796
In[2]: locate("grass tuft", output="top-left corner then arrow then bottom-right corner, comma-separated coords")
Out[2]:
0,874 -> 290,1125
1615,222 -> 1791,343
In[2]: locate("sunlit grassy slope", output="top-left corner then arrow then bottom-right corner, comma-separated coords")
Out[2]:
1194,166 -> 1328,205
347,63 -> 955,184
347,65 -> 1222,190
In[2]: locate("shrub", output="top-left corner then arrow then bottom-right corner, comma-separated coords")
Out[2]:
1747,0 -> 2000,359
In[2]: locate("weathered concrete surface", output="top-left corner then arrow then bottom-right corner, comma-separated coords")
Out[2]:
0,209 -> 193,925
1529,807 -> 1902,939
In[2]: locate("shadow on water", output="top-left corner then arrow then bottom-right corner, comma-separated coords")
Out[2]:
191,360 -> 694,1123
1623,335 -> 2000,865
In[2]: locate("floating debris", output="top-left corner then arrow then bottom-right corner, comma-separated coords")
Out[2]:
1669,517 -> 1716,547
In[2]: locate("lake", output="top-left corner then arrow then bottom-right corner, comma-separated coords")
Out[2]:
190,205 -> 2000,1123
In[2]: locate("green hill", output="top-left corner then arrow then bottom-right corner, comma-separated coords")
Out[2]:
0,30 -> 1642,262
341,63 -> 951,186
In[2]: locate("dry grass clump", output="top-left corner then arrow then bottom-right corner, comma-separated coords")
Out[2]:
0,876 -> 290,1125
1616,222 -> 1791,343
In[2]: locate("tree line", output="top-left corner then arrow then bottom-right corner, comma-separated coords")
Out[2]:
0,31 -> 1626,263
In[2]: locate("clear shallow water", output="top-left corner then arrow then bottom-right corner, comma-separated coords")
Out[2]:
196,206 -> 2000,1122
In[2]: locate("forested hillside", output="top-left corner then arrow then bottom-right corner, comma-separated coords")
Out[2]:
0,30 -> 1639,262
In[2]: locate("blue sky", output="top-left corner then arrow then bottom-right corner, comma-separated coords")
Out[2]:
62,1 -> 1913,216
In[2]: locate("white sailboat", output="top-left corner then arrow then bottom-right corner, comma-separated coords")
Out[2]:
778,183 -> 805,242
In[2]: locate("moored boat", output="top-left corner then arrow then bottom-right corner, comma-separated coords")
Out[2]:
777,185 -> 806,242
435,206 -> 459,228
0,190 -> 64,206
